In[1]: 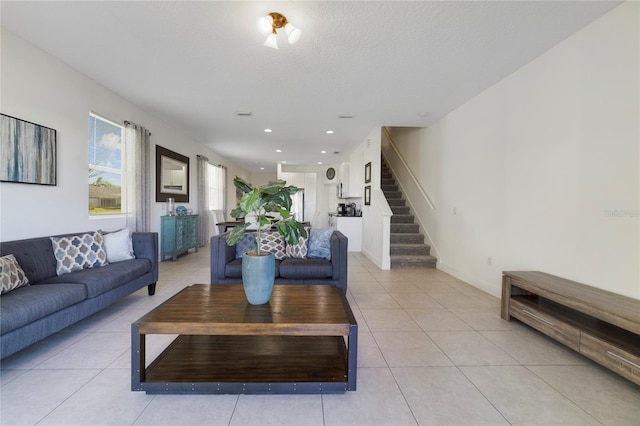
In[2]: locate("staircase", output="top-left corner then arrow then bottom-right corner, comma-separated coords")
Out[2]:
381,158 -> 437,268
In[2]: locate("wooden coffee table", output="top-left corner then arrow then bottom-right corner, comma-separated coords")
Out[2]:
131,284 -> 357,394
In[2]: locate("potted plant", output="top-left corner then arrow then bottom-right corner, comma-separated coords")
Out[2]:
226,176 -> 307,304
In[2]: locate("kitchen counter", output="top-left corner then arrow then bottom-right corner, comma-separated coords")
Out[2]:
328,212 -> 362,218
330,216 -> 362,252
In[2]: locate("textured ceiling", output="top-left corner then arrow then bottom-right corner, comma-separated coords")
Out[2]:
1,1 -> 621,172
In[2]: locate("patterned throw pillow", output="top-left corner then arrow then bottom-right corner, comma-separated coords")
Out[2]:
258,231 -> 286,260
235,232 -> 258,259
285,227 -> 310,259
0,254 -> 30,295
50,231 -> 109,276
308,227 -> 333,260
103,228 -> 135,263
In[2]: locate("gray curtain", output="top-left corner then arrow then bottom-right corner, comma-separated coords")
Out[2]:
197,155 -> 209,246
124,121 -> 151,232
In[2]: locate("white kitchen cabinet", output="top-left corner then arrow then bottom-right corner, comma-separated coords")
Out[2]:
348,159 -> 363,197
338,162 -> 350,197
330,216 -> 362,252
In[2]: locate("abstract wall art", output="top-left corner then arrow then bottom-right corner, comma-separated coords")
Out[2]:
1,114 -> 57,185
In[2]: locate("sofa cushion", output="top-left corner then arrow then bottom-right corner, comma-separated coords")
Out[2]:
285,227 -> 310,259
103,228 -> 134,263
279,258 -> 333,279
0,283 -> 87,334
258,232 -> 286,260
235,233 -> 257,259
308,227 -> 333,260
0,237 -> 58,285
50,231 -> 108,275
40,258 -> 151,298
0,254 -> 30,295
225,258 -> 281,279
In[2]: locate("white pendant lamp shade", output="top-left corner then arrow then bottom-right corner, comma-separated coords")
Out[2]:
285,23 -> 301,44
263,33 -> 279,49
256,15 -> 273,35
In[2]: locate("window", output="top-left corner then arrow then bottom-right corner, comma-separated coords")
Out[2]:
88,113 -> 124,215
208,163 -> 226,212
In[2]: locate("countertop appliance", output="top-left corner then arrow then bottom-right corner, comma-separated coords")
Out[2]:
337,203 -> 346,215
346,202 -> 356,216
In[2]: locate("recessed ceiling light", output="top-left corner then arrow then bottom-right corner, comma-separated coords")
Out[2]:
321,150 -> 327,154
326,130 -> 334,134
317,161 -> 323,165
260,167 -> 265,170
264,128 -> 272,133
276,149 -> 282,153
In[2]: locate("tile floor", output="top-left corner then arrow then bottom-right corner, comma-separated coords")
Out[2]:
1,246 -> 639,425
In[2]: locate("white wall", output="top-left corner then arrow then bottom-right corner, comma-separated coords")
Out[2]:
389,2 -> 639,298
279,164 -> 340,228
0,28 -> 249,241
357,127 -> 393,268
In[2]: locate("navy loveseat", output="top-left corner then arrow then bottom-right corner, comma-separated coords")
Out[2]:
210,230 -> 348,293
0,231 -> 158,359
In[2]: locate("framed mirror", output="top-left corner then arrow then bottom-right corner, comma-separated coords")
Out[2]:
156,145 -> 189,202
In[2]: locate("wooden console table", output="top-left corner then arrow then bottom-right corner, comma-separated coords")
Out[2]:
501,271 -> 640,385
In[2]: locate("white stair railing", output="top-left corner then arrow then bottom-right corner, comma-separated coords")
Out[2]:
381,127 -> 440,263
382,127 -> 435,210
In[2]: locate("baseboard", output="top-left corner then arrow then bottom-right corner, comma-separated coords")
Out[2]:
437,262 -> 501,298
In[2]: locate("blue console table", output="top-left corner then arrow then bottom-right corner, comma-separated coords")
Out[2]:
161,214 -> 198,261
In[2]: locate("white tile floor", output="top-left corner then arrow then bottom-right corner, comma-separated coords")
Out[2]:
1,246 -> 639,425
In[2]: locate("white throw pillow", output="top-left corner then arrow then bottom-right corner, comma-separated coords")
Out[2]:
103,228 -> 135,263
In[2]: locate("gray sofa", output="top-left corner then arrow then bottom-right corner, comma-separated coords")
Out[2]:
0,231 -> 158,359
210,230 -> 348,293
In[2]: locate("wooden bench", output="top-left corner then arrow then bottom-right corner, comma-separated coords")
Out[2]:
501,271 -> 640,385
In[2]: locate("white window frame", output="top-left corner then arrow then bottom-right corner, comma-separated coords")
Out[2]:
207,163 -> 226,212
88,112 -> 125,217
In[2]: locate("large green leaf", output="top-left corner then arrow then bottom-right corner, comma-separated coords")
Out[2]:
233,176 -> 253,194
230,206 -> 245,219
257,215 -> 271,227
240,188 -> 261,213
261,180 -> 286,195
226,223 -> 251,245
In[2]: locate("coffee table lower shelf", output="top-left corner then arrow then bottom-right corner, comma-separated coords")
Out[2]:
134,335 -> 353,394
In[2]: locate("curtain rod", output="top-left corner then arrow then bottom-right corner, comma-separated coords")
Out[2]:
197,155 -> 226,169
123,120 -> 151,135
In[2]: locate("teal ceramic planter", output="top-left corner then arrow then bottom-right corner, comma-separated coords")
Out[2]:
241,252 -> 275,305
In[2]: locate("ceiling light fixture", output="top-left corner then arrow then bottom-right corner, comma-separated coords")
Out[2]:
326,130 -> 334,134
256,12 -> 301,50
264,128 -> 272,133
